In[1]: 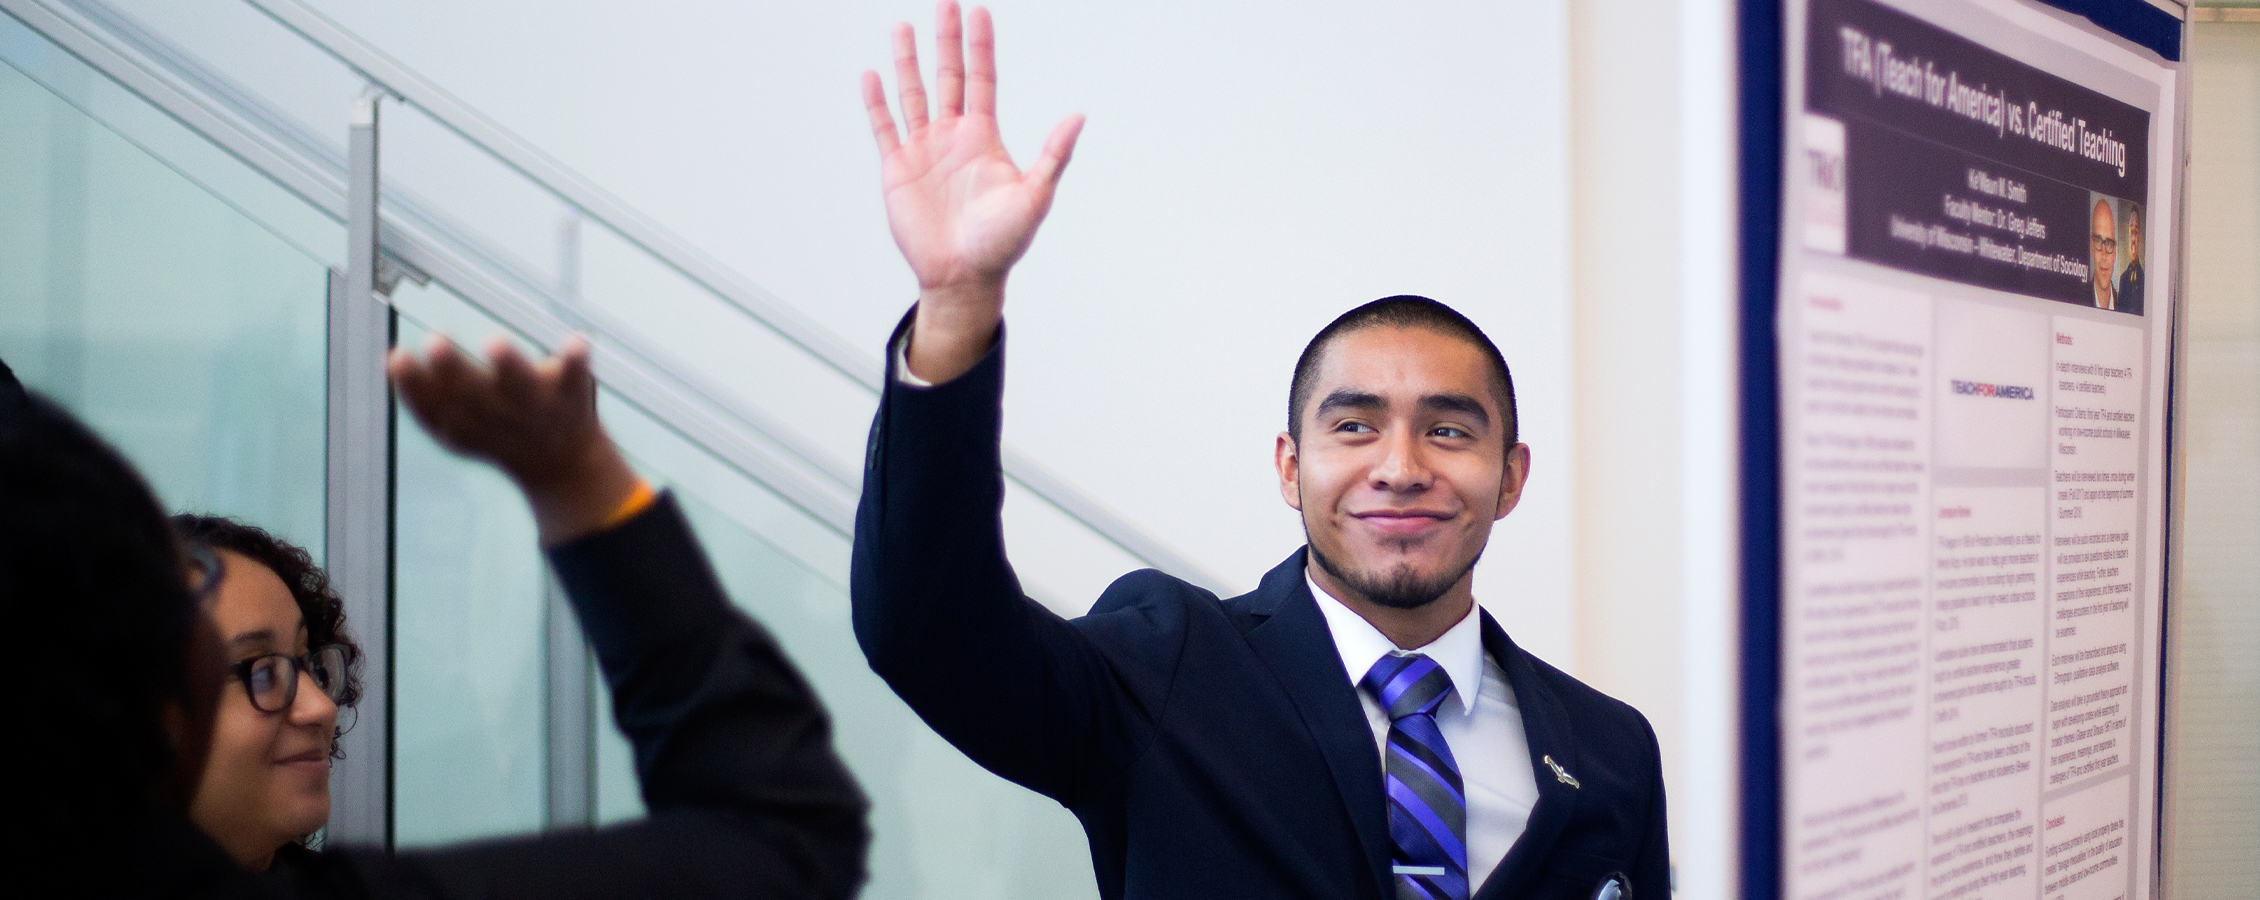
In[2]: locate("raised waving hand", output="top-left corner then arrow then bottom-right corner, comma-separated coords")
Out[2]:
863,1 -> 1083,383
387,334 -> 642,545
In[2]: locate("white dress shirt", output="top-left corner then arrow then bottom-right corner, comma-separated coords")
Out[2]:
1310,573 -> 1539,892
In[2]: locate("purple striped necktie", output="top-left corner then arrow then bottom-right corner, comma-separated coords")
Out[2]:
1362,653 -> 1468,900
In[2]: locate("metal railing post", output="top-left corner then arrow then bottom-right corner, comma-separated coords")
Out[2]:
543,573 -> 596,829
326,87 -> 394,847
544,211 -> 596,830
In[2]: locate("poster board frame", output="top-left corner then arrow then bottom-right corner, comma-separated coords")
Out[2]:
1735,3 -> 2192,899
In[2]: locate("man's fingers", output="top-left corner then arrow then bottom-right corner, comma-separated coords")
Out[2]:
965,6 -> 997,118
861,71 -> 902,156
1025,114 -> 1086,188
934,0 -> 966,118
890,24 -> 929,133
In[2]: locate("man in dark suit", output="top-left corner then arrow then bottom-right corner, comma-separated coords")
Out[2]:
2115,202 -> 2145,316
849,5 -> 1667,900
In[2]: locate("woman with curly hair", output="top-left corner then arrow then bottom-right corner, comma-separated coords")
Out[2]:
168,514 -> 363,872
2,339 -> 864,897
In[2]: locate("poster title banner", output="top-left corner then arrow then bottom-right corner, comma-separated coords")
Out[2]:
1804,0 -> 2152,309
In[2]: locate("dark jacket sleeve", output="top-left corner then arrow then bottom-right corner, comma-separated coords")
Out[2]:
301,493 -> 868,900
850,313 -> 1155,806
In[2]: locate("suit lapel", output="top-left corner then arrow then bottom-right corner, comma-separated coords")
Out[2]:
1473,612 -> 1581,900
1234,550 -> 1393,899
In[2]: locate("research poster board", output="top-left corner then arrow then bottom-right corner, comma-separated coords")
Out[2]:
1767,2 -> 2183,900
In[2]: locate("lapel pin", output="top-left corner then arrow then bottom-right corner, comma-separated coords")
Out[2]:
1543,754 -> 1581,789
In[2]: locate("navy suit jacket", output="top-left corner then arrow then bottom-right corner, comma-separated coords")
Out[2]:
852,319 -> 1668,900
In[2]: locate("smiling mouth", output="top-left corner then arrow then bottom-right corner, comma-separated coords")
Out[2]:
1352,511 -> 1452,536
275,750 -> 329,767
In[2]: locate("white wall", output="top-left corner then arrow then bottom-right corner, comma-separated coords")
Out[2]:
1568,3 -> 1740,899
2166,21 -> 2260,899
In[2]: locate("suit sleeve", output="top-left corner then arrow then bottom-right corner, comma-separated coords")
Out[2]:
310,494 -> 869,900
850,312 -> 1154,805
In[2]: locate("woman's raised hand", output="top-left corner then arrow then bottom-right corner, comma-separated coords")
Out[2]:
388,334 -> 641,544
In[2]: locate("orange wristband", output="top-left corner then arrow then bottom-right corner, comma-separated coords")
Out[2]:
601,480 -> 658,530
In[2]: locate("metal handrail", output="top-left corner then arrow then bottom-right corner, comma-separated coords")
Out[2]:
7,0 -> 1226,590
239,0 -> 1228,590
241,0 -> 881,391
4,0 -> 861,535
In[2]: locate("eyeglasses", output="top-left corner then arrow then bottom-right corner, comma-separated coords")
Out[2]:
2091,236 -> 2117,252
230,645 -> 350,713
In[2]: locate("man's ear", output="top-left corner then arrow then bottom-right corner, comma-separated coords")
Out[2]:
1493,442 -> 1532,521
1275,432 -> 1304,511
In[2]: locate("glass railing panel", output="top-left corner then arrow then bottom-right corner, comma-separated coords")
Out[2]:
43,0 -> 1212,597
0,44 -> 329,554
0,7 -> 345,270
571,216 -> 879,468
590,396 -> 1101,898
676,489 -> 1099,900
84,0 -> 577,291
8,7 -> 1204,888
93,0 -> 369,166
387,277 -> 553,846
370,96 -> 581,297
1000,480 -> 1159,615
586,380 -> 850,832
31,0 -> 564,293
64,0 -> 875,475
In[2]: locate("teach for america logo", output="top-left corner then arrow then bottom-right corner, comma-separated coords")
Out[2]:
1951,379 -> 2035,400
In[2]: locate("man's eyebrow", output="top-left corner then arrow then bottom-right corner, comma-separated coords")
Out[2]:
1419,393 -> 1491,427
1315,390 -> 1385,417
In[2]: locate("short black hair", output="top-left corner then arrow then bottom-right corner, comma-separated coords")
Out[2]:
0,389 -> 198,851
172,514 -> 365,748
1287,295 -> 1518,446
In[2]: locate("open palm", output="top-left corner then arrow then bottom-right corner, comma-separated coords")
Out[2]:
863,2 -> 1082,379
387,334 -> 607,490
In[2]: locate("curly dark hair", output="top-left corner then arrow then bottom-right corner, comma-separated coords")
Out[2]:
171,514 -> 365,757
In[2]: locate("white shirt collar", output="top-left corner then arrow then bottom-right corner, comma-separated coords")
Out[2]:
1306,570 -> 1488,718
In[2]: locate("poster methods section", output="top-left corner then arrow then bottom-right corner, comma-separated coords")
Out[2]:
1777,2 -> 2174,900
